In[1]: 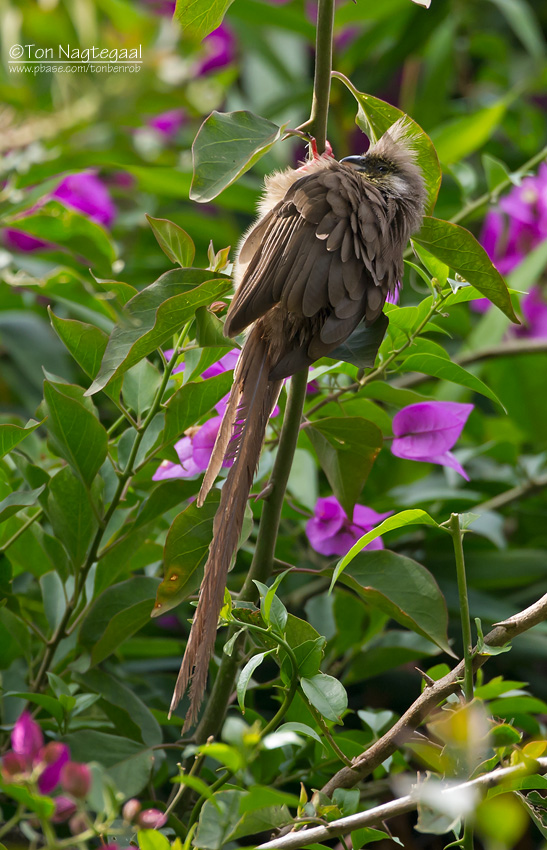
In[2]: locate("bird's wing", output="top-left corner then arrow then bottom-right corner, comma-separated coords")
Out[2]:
224,165 -> 393,344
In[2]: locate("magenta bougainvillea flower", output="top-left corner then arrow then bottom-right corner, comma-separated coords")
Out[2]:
37,742 -> 70,794
148,109 -> 186,140
11,711 -> 43,765
306,496 -> 393,557
137,808 -> 168,828
5,171 -> 116,252
196,23 -> 236,75
512,285 -> 547,339
391,401 -> 474,480
51,795 -> 78,823
2,712 -> 71,795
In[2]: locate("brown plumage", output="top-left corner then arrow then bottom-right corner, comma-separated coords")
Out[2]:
170,118 -> 426,729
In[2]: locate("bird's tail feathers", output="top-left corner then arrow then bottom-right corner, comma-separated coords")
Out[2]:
170,327 -> 281,729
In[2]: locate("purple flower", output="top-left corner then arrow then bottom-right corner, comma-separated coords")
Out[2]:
391,401 -> 473,480
306,496 -> 393,557
4,230 -> 47,253
53,171 -> 116,227
123,798 -> 142,822
137,808 -> 168,829
37,742 -> 70,793
11,711 -> 43,766
196,23 -> 236,75
148,109 -> 185,140
511,285 -> 547,339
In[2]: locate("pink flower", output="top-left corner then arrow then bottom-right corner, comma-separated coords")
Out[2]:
306,496 -> 393,557
51,795 -> 77,823
53,171 -> 116,227
122,798 -> 142,822
137,808 -> 168,828
196,23 -> 236,75
391,401 -> 474,480
511,285 -> 547,339
11,711 -> 43,766
148,109 -> 186,140
37,742 -> 70,794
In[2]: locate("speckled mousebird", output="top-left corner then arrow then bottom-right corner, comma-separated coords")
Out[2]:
170,117 -> 427,729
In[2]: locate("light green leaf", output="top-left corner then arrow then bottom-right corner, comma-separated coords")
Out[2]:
0,419 -> 42,459
197,742 -> 244,773
431,99 -> 509,164
237,651 -> 273,712
332,72 -> 441,215
275,722 -> 323,745
398,352 -> 503,407
332,509 -> 439,587
414,216 -> 519,323
175,0 -> 235,40
191,110 -> 286,203
138,830 -> 171,850
482,154 -> 512,193
87,269 -> 231,395
145,215 -> 195,267
300,673 -> 348,723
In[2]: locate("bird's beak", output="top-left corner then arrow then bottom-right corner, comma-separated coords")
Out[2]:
340,155 -> 366,171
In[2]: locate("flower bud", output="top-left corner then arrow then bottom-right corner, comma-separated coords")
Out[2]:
68,812 -> 88,836
137,808 -> 167,829
122,798 -> 142,822
1,752 -> 27,781
11,712 -> 43,765
40,742 -> 67,764
51,796 -> 77,823
61,762 -> 91,798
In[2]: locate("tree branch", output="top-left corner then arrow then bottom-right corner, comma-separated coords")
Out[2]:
320,593 -> 547,796
303,0 -> 334,153
256,757 -> 547,850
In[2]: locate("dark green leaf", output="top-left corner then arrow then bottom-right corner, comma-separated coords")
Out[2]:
44,381 -> 108,486
0,609 -> 30,668
4,692 -> 64,726
152,492 -> 220,617
306,418 -> 383,518
79,576 -> 160,647
414,217 -> 518,323
62,730 -> 153,797
329,314 -> 389,369
0,486 -> 44,524
77,669 -> 162,746
49,311 -> 122,402
175,0 -> 235,40
47,467 -> 97,567
191,110 -> 285,203
300,673 -> 348,723
0,419 -> 42,459
338,550 -> 452,655
87,269 -> 231,394
332,73 -> 441,214
145,215 -> 195,267
122,359 -> 162,418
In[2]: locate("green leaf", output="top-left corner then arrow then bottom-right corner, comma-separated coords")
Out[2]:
431,99 -> 509,164
79,576 -> 160,648
293,638 -> 326,678
0,609 -> 30,669
0,486 -> 44,524
237,651 -> 273,712
4,692 -> 64,726
0,419 -> 42,459
398,352 -> 503,407
352,827 -> 403,847
163,371 -> 234,447
44,381 -> 108,486
275,721 -> 323,745
62,730 -> 153,797
414,217 -> 518,323
332,509 -> 439,586
487,0 -> 545,60
122,359 -> 162,419
197,742 -> 244,773
191,110 -> 286,203
195,306 -> 232,348
49,311 -> 122,401
306,418 -> 383,518
0,780 -> 55,819
332,72 -> 441,215
87,269 -> 231,394
77,669 -> 162,747
300,673 -> 348,723
172,773 -> 221,809
5,201 -> 116,275
145,215 -> 195,267
194,790 -> 244,850
40,571 -> 66,630
482,154 -> 512,192
329,314 -> 389,369
152,492 -> 220,617
47,467 -> 97,567
175,0 -> 235,40
337,550 -> 453,655
138,830 -> 171,850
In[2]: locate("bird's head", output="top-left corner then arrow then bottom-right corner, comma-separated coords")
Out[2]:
340,117 -> 426,214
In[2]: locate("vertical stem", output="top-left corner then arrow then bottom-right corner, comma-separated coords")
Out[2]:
449,513 -> 474,702
194,370 -> 309,742
306,0 -> 335,153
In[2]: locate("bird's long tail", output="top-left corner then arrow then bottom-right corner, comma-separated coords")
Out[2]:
169,324 -> 281,730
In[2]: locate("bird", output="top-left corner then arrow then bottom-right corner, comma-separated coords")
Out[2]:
169,117 -> 427,729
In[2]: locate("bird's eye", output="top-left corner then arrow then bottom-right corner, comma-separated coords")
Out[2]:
377,164 -> 388,174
